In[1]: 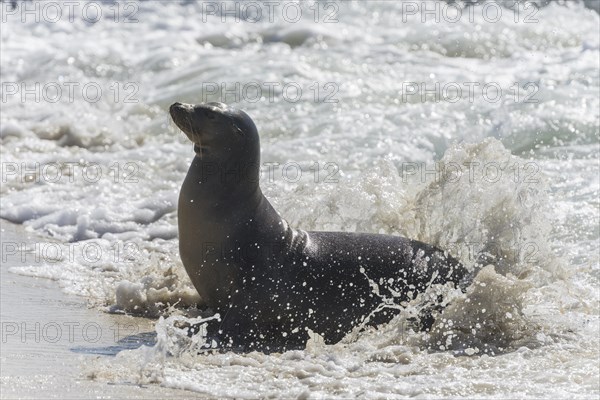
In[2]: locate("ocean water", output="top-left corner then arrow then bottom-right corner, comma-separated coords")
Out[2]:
1,0 -> 598,398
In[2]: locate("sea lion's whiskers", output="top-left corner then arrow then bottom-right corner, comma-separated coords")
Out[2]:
186,114 -> 202,160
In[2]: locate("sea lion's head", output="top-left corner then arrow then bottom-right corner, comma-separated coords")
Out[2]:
170,102 -> 260,165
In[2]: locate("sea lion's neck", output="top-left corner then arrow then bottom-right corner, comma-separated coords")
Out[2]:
184,156 -> 260,203
179,156 -> 287,240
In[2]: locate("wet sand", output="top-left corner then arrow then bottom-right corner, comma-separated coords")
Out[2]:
0,220 -> 200,399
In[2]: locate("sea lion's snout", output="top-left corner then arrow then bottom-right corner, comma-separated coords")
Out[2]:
170,102 -> 200,143
169,102 -> 191,128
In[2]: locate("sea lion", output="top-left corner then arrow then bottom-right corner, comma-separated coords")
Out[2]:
170,101 -> 468,351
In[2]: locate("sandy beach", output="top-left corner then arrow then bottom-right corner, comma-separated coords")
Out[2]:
0,220 -> 200,399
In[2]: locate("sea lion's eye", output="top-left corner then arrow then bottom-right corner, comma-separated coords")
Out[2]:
232,123 -> 244,136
